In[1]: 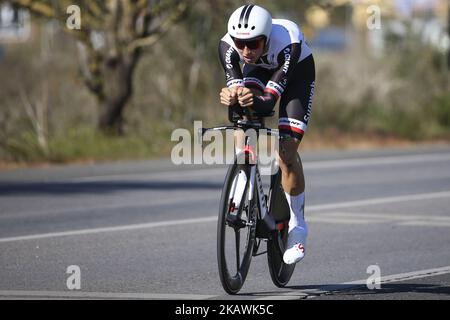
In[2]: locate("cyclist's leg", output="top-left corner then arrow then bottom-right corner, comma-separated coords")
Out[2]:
277,54 -> 315,264
278,138 -> 304,196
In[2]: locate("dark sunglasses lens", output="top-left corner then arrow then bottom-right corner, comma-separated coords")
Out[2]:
246,40 -> 260,49
234,40 -> 245,49
234,39 -> 262,50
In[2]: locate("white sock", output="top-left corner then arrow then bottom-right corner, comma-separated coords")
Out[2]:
285,192 -> 307,233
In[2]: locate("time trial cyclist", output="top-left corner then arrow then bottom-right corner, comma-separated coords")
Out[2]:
218,4 -> 315,265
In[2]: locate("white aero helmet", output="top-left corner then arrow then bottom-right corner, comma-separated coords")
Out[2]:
227,4 -> 272,42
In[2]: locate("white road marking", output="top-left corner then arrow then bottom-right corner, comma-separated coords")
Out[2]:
254,265 -> 450,300
303,152 -> 450,170
400,220 -> 450,227
0,290 -> 216,300
0,216 -> 217,243
343,265 -> 450,286
309,211 -> 450,227
308,217 -> 376,224
72,168 -> 227,182
4,189 -> 449,220
0,193 -> 218,218
2,266 -> 449,300
71,152 -> 450,182
307,190 -> 450,212
1,190 -> 449,243
3,152 -> 450,218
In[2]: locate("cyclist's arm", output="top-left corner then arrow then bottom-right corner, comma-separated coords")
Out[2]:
218,40 -> 244,88
252,43 -> 301,113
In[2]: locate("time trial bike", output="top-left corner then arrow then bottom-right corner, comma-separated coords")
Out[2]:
200,107 -> 297,294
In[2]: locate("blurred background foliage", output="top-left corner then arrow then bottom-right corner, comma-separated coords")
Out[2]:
0,0 -> 449,164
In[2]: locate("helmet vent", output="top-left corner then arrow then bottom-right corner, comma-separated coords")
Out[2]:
251,26 -> 255,30
244,24 -> 248,28
238,24 -> 241,28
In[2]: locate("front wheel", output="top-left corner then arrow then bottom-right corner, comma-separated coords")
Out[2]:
217,162 -> 257,294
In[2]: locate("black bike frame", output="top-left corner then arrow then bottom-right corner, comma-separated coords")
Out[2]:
201,119 -> 280,238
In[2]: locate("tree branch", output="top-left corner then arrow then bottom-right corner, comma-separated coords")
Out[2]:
9,0 -> 55,18
127,1 -> 188,53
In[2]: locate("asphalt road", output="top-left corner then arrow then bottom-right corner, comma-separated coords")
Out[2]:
0,144 -> 450,300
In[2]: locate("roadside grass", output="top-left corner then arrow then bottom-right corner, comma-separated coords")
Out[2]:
1,117 -> 449,168
0,125 -> 174,164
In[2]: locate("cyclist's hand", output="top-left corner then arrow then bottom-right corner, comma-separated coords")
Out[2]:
220,87 -> 238,106
237,87 -> 254,108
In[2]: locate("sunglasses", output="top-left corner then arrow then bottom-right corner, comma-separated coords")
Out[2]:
233,38 -> 264,50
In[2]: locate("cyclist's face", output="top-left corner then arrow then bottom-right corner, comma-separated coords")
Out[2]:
234,38 -> 265,64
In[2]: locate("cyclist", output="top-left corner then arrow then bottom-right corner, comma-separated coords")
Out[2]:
218,4 -> 315,265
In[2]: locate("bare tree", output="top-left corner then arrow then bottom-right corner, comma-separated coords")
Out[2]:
8,0 -> 189,134
448,1 -> 450,69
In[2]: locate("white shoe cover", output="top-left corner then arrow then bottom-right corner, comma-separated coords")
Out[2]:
283,226 -> 308,265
